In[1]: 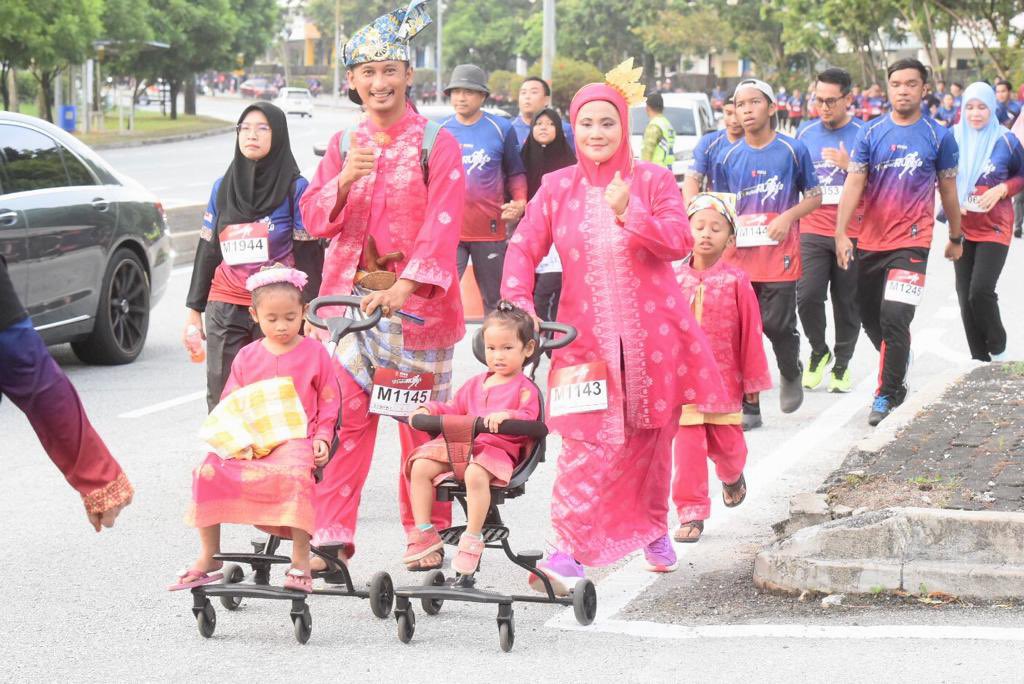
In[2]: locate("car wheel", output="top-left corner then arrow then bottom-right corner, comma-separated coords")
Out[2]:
72,248 -> 150,365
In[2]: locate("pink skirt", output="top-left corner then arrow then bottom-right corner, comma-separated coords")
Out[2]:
186,439 -> 315,537
405,436 -> 517,488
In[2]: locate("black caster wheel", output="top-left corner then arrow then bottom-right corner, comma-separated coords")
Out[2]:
421,569 -> 445,615
498,619 -> 515,652
572,578 -> 597,626
368,571 -> 394,619
292,605 -> 312,644
220,563 -> 244,610
196,602 -> 216,638
396,608 -> 416,644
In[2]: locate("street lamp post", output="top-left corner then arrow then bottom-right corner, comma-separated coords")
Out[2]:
435,1 -> 445,105
333,0 -> 341,102
542,0 -> 555,83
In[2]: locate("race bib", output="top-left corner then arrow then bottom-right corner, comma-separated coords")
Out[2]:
369,368 -> 435,417
735,213 -> 780,248
220,222 -> 270,266
820,184 -> 843,206
964,192 -> 987,213
549,362 -> 608,417
884,269 -> 925,306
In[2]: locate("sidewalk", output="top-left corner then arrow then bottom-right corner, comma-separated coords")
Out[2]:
822,363 -> 1024,512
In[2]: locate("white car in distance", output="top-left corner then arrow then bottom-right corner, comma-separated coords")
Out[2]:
274,88 -> 315,118
630,93 -> 717,185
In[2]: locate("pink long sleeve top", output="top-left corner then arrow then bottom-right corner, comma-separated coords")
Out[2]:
299,103 -> 467,350
675,259 -> 772,415
223,337 -> 341,444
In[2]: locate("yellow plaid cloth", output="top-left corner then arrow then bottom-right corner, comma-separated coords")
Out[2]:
200,377 -> 309,460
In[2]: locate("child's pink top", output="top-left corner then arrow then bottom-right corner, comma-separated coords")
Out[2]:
424,371 -> 541,465
674,259 -> 772,413
223,337 -> 341,444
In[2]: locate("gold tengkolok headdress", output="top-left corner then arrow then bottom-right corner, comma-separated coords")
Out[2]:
605,58 -> 646,107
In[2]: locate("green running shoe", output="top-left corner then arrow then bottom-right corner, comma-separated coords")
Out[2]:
802,349 -> 832,389
828,366 -> 852,393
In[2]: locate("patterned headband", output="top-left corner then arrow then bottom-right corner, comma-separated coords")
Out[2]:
245,266 -> 309,293
687,192 -> 737,230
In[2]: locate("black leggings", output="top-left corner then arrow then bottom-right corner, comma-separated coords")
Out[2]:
954,239 -> 1009,361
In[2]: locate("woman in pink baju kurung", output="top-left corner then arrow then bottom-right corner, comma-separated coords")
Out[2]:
501,83 -> 725,573
187,336 -> 341,538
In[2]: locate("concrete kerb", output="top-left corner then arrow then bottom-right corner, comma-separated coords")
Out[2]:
756,361 -> 1024,600
89,124 -> 236,151
755,507 -> 1024,599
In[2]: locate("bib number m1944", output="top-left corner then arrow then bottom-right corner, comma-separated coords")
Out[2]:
369,368 -> 434,417
549,362 -> 609,416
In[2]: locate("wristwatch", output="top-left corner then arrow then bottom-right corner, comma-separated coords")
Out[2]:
949,233 -> 964,246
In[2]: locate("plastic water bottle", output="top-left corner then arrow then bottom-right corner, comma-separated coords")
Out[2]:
185,325 -> 206,363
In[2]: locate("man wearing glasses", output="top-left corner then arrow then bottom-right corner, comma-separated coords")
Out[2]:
795,68 -> 866,394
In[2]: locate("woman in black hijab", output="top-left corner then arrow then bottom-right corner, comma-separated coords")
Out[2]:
522,107 -> 576,322
185,102 -> 323,411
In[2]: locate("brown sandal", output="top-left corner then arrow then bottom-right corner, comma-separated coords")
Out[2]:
723,473 -> 747,508
406,547 -> 445,572
673,520 -> 704,543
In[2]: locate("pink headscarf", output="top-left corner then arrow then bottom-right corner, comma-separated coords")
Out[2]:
569,83 -> 634,187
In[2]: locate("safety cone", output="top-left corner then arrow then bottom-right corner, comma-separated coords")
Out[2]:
460,265 -> 485,324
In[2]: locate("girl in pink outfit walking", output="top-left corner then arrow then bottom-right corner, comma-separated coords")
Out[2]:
502,62 -> 724,590
672,195 -> 772,544
405,302 -> 540,577
173,266 -> 340,594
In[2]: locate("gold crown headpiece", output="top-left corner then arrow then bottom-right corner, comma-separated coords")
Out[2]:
605,58 -> 646,107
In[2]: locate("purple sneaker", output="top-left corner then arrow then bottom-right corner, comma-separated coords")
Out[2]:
528,551 -> 585,597
644,534 -> 678,573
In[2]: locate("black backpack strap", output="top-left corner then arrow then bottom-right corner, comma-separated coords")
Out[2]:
420,120 -> 442,185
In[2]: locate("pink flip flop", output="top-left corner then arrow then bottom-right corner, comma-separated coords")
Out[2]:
283,567 -> 313,593
168,566 -> 224,592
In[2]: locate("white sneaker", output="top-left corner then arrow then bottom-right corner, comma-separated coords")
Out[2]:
991,349 -> 1010,362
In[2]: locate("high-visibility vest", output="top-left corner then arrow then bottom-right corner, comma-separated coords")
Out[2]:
650,115 -> 676,167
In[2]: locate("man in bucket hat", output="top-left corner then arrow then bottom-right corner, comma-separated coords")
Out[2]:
300,0 -> 467,573
442,63 -> 528,314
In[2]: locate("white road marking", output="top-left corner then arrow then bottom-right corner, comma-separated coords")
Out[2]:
557,619 -> 1024,642
119,390 -> 205,418
171,265 -> 193,277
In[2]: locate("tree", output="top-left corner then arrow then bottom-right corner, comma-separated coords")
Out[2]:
0,0 -> 103,120
530,57 -> 602,111
632,6 -> 733,76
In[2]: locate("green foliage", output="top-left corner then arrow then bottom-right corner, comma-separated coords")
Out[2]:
16,70 -> 39,100
488,69 -> 521,103
529,57 -> 602,111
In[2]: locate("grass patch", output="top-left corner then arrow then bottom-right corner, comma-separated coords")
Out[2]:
4,106 -> 229,147
1004,361 -> 1024,377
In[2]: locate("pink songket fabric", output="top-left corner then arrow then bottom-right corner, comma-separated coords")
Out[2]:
501,83 -> 725,565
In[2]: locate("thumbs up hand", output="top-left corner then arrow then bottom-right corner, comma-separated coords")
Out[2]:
821,140 -> 850,171
604,170 -> 631,218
